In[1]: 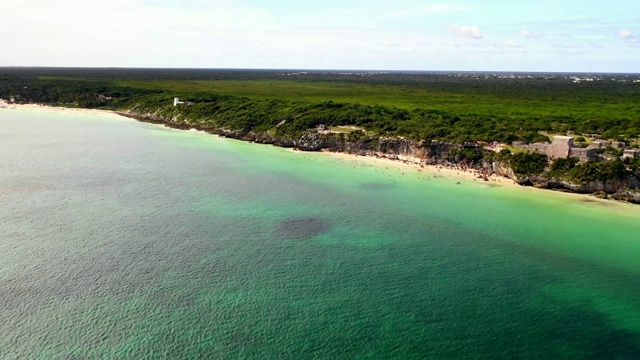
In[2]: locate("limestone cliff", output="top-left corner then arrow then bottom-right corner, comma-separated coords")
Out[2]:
118,109 -> 640,204
488,160 -> 640,203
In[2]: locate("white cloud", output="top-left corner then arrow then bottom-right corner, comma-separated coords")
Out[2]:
447,24 -> 483,40
519,30 -> 532,38
0,0 -> 637,72
391,3 -> 474,18
618,29 -> 638,43
0,0 -> 280,67
381,40 -> 400,47
619,30 -> 634,39
504,40 -> 519,48
487,40 -> 524,53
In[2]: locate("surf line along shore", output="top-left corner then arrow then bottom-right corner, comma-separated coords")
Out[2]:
314,150 -> 519,187
2,102 -> 616,203
2,102 -> 518,186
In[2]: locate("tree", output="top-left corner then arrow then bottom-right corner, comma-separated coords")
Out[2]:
509,152 -> 548,176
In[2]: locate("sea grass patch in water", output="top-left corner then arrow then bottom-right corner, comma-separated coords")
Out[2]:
361,182 -> 395,191
275,217 -> 330,240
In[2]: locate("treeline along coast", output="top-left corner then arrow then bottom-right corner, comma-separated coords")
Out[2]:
2,67 -> 640,202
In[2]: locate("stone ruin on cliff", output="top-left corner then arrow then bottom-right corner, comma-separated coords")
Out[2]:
513,136 -> 596,162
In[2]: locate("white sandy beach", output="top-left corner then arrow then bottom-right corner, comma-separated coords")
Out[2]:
317,150 -> 630,209
0,101 -> 115,116
318,150 -> 519,187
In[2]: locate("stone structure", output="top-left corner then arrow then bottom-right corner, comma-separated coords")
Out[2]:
513,135 -> 595,162
623,149 -> 640,159
569,147 -> 596,161
547,136 -> 574,158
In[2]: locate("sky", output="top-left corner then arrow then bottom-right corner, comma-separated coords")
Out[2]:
1,0 -> 638,72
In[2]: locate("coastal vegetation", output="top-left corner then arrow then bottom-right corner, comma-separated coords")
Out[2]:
1,67 -> 640,200
2,68 -> 640,143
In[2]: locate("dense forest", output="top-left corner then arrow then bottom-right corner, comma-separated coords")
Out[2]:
2,68 -> 640,143
2,67 -> 640,196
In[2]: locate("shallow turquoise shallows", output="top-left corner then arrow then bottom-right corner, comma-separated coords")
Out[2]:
2,109 -> 640,359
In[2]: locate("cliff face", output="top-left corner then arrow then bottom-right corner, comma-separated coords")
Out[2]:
119,108 -> 457,156
488,161 -> 640,203
118,110 -> 294,146
119,109 -> 640,203
322,136 -> 435,158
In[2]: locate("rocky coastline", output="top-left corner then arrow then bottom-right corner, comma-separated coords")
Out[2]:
116,109 -> 640,205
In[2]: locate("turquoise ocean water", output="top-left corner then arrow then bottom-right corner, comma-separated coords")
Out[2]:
2,109 -> 640,359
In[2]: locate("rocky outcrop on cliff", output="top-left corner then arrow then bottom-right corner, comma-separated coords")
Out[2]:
510,176 -> 638,195
488,160 -> 515,179
295,131 -> 325,151
487,158 -> 640,202
324,137 -> 455,160
610,189 -> 640,204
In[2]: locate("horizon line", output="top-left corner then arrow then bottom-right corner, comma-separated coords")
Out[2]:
1,66 -> 639,75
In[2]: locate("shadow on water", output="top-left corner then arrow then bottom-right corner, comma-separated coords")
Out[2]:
428,301 -> 640,359
540,305 -> 640,359
315,240 -> 640,358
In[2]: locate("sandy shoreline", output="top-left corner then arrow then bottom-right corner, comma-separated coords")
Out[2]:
1,102 -> 619,203
0,101 -> 528,189
321,150 -> 632,208
317,150 -> 519,188
0,101 -> 116,116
